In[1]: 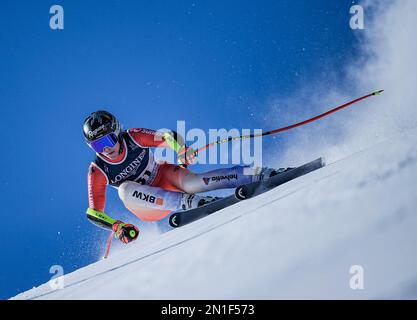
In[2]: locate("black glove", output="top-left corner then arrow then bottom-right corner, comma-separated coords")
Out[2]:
112,221 -> 139,244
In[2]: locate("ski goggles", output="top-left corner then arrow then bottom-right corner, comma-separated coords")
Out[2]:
89,133 -> 119,153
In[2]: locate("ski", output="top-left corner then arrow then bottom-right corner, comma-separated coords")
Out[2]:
234,157 -> 325,200
169,157 -> 325,228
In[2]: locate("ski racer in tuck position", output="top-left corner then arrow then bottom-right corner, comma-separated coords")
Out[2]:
84,110 -> 286,244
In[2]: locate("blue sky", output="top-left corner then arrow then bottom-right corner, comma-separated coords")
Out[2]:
0,0 -> 361,299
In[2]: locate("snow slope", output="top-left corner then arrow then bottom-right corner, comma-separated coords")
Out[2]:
12,128 -> 417,300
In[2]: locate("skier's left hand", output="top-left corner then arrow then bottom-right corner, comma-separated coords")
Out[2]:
178,146 -> 198,166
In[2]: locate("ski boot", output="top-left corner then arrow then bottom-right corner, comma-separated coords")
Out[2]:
252,166 -> 294,183
180,194 -> 222,210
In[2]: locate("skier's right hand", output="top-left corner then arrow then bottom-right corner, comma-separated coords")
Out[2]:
177,146 -> 198,167
112,220 -> 139,244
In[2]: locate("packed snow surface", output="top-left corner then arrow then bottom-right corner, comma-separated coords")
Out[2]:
12,128 -> 417,299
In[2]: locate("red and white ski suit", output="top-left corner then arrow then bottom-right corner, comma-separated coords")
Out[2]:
88,128 -> 253,221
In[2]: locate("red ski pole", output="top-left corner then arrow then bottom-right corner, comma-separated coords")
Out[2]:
192,90 -> 384,156
103,231 -> 115,259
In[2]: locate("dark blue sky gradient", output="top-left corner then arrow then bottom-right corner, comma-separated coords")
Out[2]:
0,0 -> 360,299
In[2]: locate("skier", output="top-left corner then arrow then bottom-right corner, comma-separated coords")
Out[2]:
84,110 -> 285,244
